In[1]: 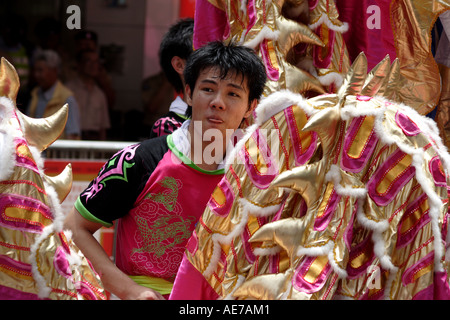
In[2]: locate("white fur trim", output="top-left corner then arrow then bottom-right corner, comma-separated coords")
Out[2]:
224,123 -> 258,172
241,197 -> 283,217
253,246 -> 282,257
27,135 -> 70,298
318,72 -> 344,88
297,240 -> 348,278
203,198 -> 281,277
255,90 -> 317,126
0,128 -> 15,181
240,0 -> 247,16
340,96 -> 450,295
244,25 -> 280,49
28,179 -> 67,298
309,14 -> 349,33
297,240 -> 333,257
342,96 -> 449,272
0,97 -> 14,126
29,224 -> 54,298
327,246 -> 348,278
0,97 -> 17,181
325,165 -> 367,199
355,197 -> 398,278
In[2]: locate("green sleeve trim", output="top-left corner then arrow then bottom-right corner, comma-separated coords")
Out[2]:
167,134 -> 225,175
174,112 -> 189,121
74,197 -> 113,228
129,275 -> 173,295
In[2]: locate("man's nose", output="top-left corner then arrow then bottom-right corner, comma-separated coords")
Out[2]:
210,93 -> 226,110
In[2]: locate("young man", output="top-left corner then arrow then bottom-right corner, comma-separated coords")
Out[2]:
149,18 -> 194,138
64,41 -> 267,300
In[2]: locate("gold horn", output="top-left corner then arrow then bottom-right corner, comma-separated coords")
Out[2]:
283,60 -> 326,95
17,104 -> 68,152
361,54 -> 391,97
383,58 -> 402,101
43,163 -> 73,203
337,52 -> 368,98
270,161 -> 326,209
276,15 -> 324,57
0,57 -> 20,102
302,104 -> 340,158
250,218 -> 307,258
233,271 -> 292,300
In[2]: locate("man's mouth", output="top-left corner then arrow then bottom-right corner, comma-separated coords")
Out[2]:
207,117 -> 224,124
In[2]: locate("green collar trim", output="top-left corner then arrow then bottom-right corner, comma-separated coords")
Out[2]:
175,112 -> 189,120
167,134 -> 224,175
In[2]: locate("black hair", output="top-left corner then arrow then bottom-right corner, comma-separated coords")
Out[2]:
183,41 -> 267,118
159,18 -> 194,93
74,30 -> 98,44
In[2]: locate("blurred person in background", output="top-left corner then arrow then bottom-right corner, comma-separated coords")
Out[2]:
72,30 -> 116,112
149,18 -> 194,138
27,49 -> 81,140
66,49 -> 111,140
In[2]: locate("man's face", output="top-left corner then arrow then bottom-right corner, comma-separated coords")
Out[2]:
186,66 -> 255,141
79,51 -> 100,77
76,39 -> 97,52
33,60 -> 58,91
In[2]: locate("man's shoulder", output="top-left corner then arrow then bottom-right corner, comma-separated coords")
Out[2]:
137,135 -> 170,160
141,134 -> 168,146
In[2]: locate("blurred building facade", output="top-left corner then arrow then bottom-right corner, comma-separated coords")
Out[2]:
0,0 -> 195,140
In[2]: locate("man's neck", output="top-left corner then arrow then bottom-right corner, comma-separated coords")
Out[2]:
188,122 -> 226,171
41,80 -> 58,94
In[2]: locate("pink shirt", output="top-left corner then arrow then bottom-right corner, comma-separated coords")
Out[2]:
115,149 -> 223,281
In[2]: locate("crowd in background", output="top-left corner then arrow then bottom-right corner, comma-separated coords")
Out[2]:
0,14 -> 172,142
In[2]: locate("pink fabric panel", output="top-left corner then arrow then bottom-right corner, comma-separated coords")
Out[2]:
340,116 -> 379,173
0,285 -> 43,300
194,0 -> 229,49
169,254 -> 220,300
395,111 -> 421,136
207,177 -> 235,217
433,270 -> 450,300
335,0 -> 396,69
292,256 -> 332,294
313,188 -> 340,231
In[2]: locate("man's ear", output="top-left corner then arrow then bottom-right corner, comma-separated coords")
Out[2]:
244,99 -> 258,119
185,84 -> 193,105
171,56 -> 186,75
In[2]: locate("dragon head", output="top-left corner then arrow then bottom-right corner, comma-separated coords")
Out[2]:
0,58 -> 105,300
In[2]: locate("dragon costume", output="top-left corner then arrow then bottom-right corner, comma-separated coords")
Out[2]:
0,58 -> 105,299
169,0 -> 450,300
